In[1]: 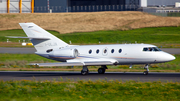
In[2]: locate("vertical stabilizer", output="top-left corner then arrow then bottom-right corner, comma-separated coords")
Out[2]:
19,23 -> 68,52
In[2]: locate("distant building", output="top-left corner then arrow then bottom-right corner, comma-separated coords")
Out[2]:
34,0 -> 139,12
1,0 -> 180,13
34,0 -> 180,13
147,0 -> 180,7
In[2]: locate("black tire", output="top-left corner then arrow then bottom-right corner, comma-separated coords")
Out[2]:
81,69 -> 89,75
98,68 -> 105,74
143,71 -> 148,75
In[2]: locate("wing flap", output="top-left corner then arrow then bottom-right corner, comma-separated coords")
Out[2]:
29,62 -> 83,67
29,58 -> 118,67
84,61 -> 113,66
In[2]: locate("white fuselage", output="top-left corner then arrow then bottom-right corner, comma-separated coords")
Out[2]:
37,44 -> 175,65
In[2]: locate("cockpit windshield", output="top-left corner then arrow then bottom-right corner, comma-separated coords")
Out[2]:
143,47 -> 161,52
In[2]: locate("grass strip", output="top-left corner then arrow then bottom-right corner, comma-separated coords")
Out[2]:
0,80 -> 179,101
1,27 -> 180,48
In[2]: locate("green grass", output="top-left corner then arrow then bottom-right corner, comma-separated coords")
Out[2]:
0,80 -> 179,101
58,27 -> 180,45
1,27 -> 180,48
0,53 -> 179,71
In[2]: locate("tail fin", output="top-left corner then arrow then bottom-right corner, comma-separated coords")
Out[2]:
19,23 -> 68,52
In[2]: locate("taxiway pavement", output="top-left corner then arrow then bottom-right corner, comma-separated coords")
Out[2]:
0,71 -> 179,82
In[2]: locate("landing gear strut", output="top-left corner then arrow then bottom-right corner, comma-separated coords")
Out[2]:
143,64 -> 149,75
98,65 -> 108,74
81,66 -> 89,75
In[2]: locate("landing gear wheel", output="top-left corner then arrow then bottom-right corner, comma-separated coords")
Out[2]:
143,64 -> 149,75
98,68 -> 105,74
143,71 -> 148,75
81,69 -> 89,75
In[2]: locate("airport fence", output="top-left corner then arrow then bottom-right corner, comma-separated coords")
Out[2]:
142,7 -> 180,17
0,8 -> 31,13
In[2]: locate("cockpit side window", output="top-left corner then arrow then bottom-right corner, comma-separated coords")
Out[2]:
149,48 -> 153,51
153,47 -> 161,51
143,47 -> 161,52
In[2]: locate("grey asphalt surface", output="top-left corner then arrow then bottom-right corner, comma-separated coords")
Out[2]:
0,47 -> 36,54
0,71 -> 179,82
161,48 -> 180,54
0,47 -> 180,54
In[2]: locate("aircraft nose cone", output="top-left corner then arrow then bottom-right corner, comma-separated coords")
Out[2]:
164,53 -> 176,62
169,54 -> 176,61
158,52 -> 176,62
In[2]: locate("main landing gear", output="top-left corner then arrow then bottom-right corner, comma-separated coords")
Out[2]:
143,64 -> 149,75
81,65 -> 108,75
98,65 -> 108,74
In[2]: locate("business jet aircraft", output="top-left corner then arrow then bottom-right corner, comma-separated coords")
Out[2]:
13,23 -> 176,75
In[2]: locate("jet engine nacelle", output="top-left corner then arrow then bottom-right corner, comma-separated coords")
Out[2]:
49,48 -> 79,61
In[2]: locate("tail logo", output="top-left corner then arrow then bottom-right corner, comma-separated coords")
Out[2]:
28,26 -> 33,28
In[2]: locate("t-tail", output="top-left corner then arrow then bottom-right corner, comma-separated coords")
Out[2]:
19,23 -> 69,56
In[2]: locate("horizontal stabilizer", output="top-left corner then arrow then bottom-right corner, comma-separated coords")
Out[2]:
6,36 -> 50,40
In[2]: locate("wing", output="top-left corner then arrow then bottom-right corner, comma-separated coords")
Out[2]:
29,58 -> 118,67
29,62 -> 83,67
6,36 -> 50,40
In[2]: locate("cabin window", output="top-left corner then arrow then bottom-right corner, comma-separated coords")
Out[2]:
102,48 -> 108,56
96,49 -> 99,54
119,49 -> 122,53
111,49 -> 114,53
104,49 -> 107,53
89,49 -> 92,54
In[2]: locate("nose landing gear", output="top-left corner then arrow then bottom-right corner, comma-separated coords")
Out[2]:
143,64 -> 149,75
81,66 -> 89,75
